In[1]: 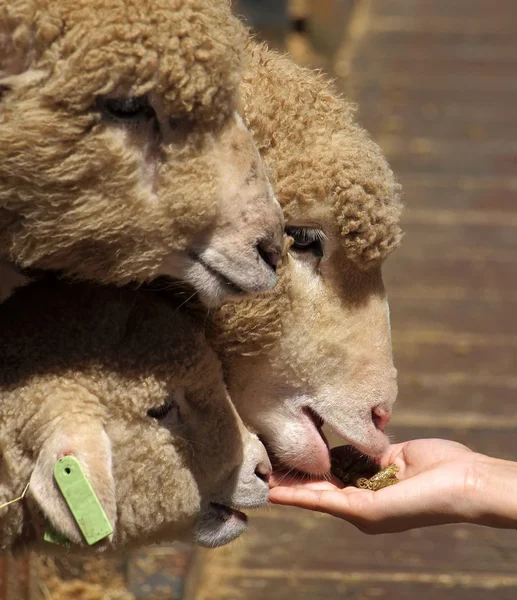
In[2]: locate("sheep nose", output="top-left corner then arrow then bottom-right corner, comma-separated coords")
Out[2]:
372,406 -> 391,432
256,238 -> 282,272
255,460 -> 272,484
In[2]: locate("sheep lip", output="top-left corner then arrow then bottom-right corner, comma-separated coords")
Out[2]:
275,406 -> 331,475
190,253 -> 247,296
302,407 -> 329,448
325,419 -> 387,461
209,502 -> 248,523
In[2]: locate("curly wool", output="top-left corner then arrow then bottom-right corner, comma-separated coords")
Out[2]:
212,42 -> 402,358
1,0 -> 243,117
0,0 -> 249,285
0,276 -> 251,552
241,41 -> 402,270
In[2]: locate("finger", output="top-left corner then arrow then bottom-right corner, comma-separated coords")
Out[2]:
270,471 -> 302,487
269,486 -> 347,515
381,442 -> 409,467
270,474 -> 435,520
276,480 -> 343,492
270,472 -> 344,490
269,485 -> 369,518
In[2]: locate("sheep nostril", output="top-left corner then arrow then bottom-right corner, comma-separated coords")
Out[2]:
255,462 -> 271,484
256,240 -> 281,272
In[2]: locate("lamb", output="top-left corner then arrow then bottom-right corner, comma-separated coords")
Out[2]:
212,41 -> 403,474
0,0 -> 284,306
0,276 -> 271,552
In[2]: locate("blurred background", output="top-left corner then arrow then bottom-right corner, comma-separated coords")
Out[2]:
2,0 -> 516,598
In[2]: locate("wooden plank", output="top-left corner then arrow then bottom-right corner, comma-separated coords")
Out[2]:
358,29 -> 517,62
388,180 -> 517,212
386,256 -> 517,295
358,108 -> 517,144
393,341 -> 515,378
384,223 -> 517,257
388,296 -> 517,336
385,427 -> 517,460
395,380 -> 517,421
349,72 -> 517,94
373,0 -> 517,19
194,572 -> 517,600
381,140 -> 517,178
357,85 -> 517,121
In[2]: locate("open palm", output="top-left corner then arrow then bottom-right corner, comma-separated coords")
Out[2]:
269,439 -> 485,534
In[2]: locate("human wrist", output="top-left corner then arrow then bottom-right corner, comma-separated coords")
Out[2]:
464,453 -> 517,529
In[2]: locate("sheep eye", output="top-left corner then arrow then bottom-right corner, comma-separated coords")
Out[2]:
147,403 -> 172,420
147,395 -> 182,426
286,226 -> 324,258
98,96 -> 155,121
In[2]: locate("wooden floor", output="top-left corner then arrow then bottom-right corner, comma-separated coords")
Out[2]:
190,1 -> 517,598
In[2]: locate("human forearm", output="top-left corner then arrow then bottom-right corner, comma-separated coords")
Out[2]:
468,454 -> 517,529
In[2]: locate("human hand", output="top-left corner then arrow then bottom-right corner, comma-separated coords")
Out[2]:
269,438 -> 517,533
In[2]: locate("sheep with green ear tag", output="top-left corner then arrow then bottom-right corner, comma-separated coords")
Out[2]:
0,276 -> 271,553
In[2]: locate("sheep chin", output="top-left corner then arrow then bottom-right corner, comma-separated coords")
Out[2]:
196,503 -> 248,548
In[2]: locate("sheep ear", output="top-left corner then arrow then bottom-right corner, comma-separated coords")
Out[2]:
29,420 -> 117,546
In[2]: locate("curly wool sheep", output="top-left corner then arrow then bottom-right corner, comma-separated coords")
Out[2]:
0,277 -> 271,553
212,42 -> 403,475
0,0 -> 283,306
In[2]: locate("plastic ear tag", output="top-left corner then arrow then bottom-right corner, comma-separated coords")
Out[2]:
44,522 -> 72,547
46,455 -> 113,546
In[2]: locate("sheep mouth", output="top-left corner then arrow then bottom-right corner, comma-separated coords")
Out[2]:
302,406 -> 330,450
190,252 -> 247,297
209,502 -> 248,523
330,444 -> 381,485
196,502 -> 249,548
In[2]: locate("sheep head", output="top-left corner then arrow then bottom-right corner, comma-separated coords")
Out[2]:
0,1 -> 283,306
0,279 -> 271,552
212,43 -> 402,475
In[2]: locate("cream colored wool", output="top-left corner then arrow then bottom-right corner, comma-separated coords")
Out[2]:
0,1 -> 283,302
0,277 -> 270,553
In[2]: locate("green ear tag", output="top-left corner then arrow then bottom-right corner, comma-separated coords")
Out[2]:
50,455 -> 113,546
44,522 -> 72,547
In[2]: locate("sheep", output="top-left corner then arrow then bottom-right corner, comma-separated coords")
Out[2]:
0,276 -> 271,553
211,41 -> 403,475
0,0 -> 284,306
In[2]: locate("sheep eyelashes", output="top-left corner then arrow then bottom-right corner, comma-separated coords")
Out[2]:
0,278 -> 271,552
0,0 -> 284,306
